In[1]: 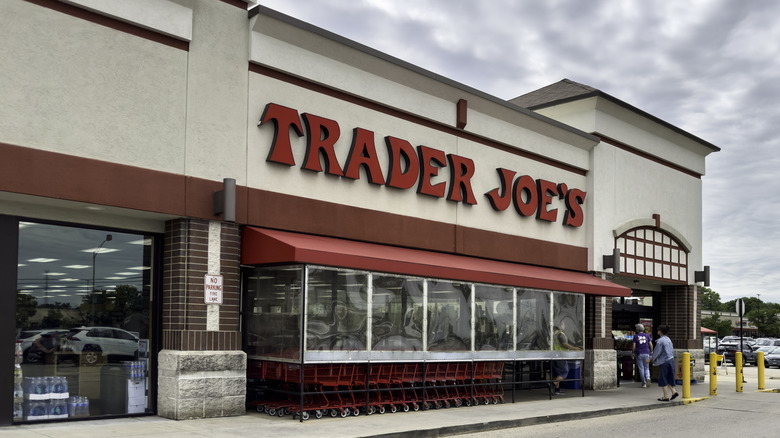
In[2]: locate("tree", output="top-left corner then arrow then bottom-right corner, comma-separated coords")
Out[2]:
701,312 -> 733,337
723,296 -> 763,316
41,308 -> 64,328
701,287 -> 723,311
16,293 -> 38,328
745,306 -> 780,337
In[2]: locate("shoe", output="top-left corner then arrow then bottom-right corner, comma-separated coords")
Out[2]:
553,389 -> 564,395
658,397 -> 670,402
670,392 -> 679,400
641,384 -> 647,388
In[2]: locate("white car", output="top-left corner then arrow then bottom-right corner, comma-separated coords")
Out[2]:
67,327 -> 139,364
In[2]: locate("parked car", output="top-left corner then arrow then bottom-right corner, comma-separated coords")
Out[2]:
751,338 -> 780,349
16,329 -> 70,363
67,327 -> 139,364
717,339 -> 753,366
763,346 -> 780,368
746,345 -> 777,366
720,336 -> 754,346
703,337 -> 719,362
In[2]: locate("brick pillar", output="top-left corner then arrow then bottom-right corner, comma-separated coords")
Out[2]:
658,284 -> 705,381
584,294 -> 617,389
158,218 -> 245,420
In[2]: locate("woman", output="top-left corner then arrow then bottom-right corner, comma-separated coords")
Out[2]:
632,323 -> 653,388
646,324 -> 678,401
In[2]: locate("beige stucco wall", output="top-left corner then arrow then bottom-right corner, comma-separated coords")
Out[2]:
534,100 -> 706,286
0,0 -> 188,174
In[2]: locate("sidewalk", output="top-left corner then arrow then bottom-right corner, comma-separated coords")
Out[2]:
4,365 -> 778,438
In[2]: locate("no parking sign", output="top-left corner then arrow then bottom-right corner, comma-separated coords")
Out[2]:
204,274 -> 223,304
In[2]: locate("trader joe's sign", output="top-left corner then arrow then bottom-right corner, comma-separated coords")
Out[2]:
259,103 -> 587,227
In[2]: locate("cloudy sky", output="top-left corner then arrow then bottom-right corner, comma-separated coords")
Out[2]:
260,0 -> 779,304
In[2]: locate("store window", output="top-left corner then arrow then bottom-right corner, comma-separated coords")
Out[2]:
553,292 -> 585,352
306,267 -> 368,351
516,289 -> 551,351
371,274 -> 424,351
474,285 -> 513,351
14,222 -> 154,422
241,264 -> 585,362
243,266 -> 302,360
427,280 -> 471,352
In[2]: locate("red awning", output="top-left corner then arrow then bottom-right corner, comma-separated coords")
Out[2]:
701,327 -> 718,335
242,227 -> 630,297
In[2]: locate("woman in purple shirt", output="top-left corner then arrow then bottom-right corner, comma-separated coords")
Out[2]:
632,323 -> 653,388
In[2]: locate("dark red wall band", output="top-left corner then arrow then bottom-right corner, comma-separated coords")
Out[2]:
1,142 -> 588,271
26,0 -> 189,51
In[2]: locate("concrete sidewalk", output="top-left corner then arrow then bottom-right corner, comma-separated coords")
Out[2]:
4,365 -> 778,438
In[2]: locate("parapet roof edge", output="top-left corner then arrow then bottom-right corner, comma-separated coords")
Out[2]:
248,5 -> 600,146
524,80 -> 721,153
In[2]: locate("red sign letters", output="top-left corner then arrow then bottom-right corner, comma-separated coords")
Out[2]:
259,103 -> 586,227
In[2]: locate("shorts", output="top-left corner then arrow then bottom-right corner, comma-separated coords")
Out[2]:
657,360 -> 676,387
552,360 -> 570,379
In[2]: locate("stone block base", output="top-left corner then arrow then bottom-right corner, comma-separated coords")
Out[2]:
585,349 -> 617,390
678,349 -> 706,382
158,350 -> 246,420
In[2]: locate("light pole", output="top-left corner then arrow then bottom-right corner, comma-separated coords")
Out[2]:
91,234 -> 112,325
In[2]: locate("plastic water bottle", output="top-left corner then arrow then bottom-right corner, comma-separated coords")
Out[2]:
24,377 -> 34,395
68,396 -> 77,417
74,396 -> 89,417
49,399 -> 67,417
27,400 -> 47,419
14,363 -> 23,380
13,401 -> 23,420
51,376 -> 66,396
33,377 -> 49,397
13,382 -> 24,398
74,397 -> 83,417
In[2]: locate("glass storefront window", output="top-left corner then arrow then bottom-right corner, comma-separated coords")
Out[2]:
553,292 -> 585,351
15,221 -> 154,422
474,285 -> 514,351
371,274 -> 424,351
240,264 -> 587,361
516,289 -> 551,351
427,280 -> 471,352
306,267 -> 367,351
243,266 -> 303,360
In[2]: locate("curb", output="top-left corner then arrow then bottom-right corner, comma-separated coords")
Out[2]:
682,396 -> 711,405
362,402 -> 684,438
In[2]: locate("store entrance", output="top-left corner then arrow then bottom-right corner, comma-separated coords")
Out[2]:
612,296 -> 655,383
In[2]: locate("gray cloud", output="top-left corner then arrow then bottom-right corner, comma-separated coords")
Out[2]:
261,0 -> 780,303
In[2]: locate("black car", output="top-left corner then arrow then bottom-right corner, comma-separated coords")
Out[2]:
717,341 -> 753,366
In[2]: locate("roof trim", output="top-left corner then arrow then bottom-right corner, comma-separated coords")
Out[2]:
242,227 -> 631,297
520,79 -> 721,153
247,6 -> 600,145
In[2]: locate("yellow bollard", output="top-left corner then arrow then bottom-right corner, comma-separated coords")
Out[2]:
709,352 -> 717,396
758,352 -> 765,390
682,352 -> 691,398
736,352 -> 743,393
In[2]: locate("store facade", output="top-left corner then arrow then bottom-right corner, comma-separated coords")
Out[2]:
1,0 -> 716,424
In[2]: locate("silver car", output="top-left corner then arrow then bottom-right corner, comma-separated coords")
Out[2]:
763,346 -> 780,368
